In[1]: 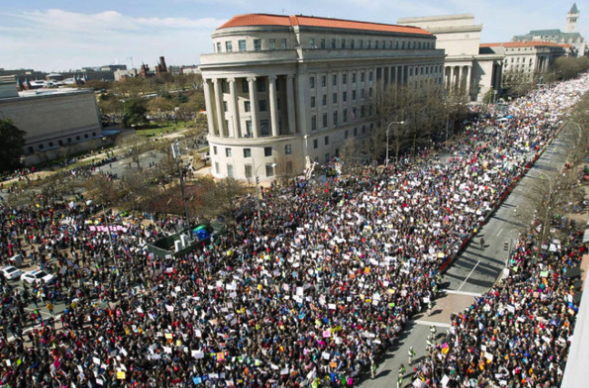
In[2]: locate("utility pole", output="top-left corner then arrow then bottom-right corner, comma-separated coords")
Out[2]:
172,140 -> 191,232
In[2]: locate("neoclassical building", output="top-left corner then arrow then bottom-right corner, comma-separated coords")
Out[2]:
398,14 -> 504,101
199,14 -> 444,181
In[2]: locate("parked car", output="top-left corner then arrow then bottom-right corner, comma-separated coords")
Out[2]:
0,266 -> 22,280
20,270 -> 54,285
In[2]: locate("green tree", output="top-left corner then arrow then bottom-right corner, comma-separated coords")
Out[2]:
122,98 -> 148,128
146,97 -> 176,118
0,119 -> 26,171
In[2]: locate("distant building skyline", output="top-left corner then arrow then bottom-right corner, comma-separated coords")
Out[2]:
0,1 -> 585,72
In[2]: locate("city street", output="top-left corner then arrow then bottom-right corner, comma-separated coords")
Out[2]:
357,122 -> 575,388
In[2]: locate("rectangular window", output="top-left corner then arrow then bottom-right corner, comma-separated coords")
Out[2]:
242,79 -> 249,93
333,112 -> 338,127
352,90 -> 356,100
325,136 -> 329,145
215,162 -> 220,174
223,102 -> 228,112
322,95 -> 327,106
350,39 -> 355,49
225,148 -> 232,157
320,39 -> 326,49
360,105 -> 365,118
369,71 -> 373,81
238,40 -> 246,51
359,39 -> 364,49
367,40 -> 371,49
332,93 -> 337,104
268,39 -> 276,49
309,38 -> 315,48
216,42 -> 221,52
243,148 -> 251,158
260,120 -> 269,136
310,76 -> 315,89
265,164 -> 275,177
341,39 -> 346,49
314,139 -> 318,149
225,41 -> 232,52
375,40 -> 379,49
343,108 -> 348,123
311,115 -> 317,130
259,100 -> 267,112
331,38 -> 336,49
213,146 -> 218,155
360,72 -> 365,82
342,74 -> 347,84
245,121 -> 252,137
311,96 -> 316,108
245,164 -> 253,178
254,39 -> 261,51
285,144 -> 292,154
257,78 -> 265,92
264,147 -> 272,157
360,89 -> 365,99
325,153 -> 330,163
322,113 -> 328,128
352,73 -> 356,83
277,98 -> 281,110
332,74 -> 337,86
221,80 -> 227,93
343,91 -> 347,102
354,127 -> 357,136
227,164 -> 234,178
345,130 -> 349,139
321,76 -> 326,87
244,101 -> 251,112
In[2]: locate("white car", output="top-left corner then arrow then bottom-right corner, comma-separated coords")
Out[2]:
0,266 -> 22,280
20,270 -> 54,285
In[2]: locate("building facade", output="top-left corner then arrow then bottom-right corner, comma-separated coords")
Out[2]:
481,41 -> 567,86
0,81 -> 103,158
199,14 -> 445,181
398,14 -> 504,101
513,4 -> 586,57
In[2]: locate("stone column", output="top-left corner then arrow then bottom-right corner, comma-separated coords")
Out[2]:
247,77 -> 259,138
286,75 -> 296,134
268,75 -> 279,137
462,66 -> 470,96
227,78 -> 240,138
202,79 -> 216,136
213,78 -> 225,138
453,66 -> 460,90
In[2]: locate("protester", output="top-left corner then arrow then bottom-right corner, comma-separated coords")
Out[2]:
0,74 -> 586,388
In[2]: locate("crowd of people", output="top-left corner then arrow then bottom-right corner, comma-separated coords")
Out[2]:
414,223 -> 582,388
0,74 -> 587,388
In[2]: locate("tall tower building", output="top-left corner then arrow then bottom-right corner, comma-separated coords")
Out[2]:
566,3 -> 579,33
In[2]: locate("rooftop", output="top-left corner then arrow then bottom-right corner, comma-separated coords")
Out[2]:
218,13 -> 432,35
481,41 -> 567,48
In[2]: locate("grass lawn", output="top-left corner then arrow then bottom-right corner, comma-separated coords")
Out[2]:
135,121 -> 187,137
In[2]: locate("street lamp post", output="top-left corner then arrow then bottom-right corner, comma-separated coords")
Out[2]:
253,161 -> 276,227
171,140 -> 191,232
385,121 -> 405,168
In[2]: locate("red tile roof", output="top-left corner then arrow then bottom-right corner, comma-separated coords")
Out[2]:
218,14 -> 431,35
480,41 -> 566,48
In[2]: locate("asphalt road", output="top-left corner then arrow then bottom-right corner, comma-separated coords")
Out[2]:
444,129 -> 570,295
357,123 -> 575,388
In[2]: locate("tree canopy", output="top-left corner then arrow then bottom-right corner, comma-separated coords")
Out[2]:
0,119 -> 26,171
122,98 -> 148,128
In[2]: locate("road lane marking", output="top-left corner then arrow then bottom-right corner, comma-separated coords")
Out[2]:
415,320 -> 451,328
444,290 -> 482,297
497,228 -> 503,236
457,261 -> 480,292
